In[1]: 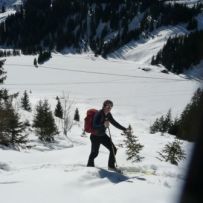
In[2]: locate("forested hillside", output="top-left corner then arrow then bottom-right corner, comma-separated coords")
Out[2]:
0,0 -> 201,57
151,29 -> 203,73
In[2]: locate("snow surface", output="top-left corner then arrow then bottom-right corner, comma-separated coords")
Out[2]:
0,9 -> 16,24
109,25 -> 189,64
0,19 -> 202,203
0,0 -> 22,7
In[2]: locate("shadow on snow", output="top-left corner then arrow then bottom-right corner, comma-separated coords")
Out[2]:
98,168 -> 146,184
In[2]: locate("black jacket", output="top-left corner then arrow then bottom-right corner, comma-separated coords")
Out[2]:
93,109 -> 126,135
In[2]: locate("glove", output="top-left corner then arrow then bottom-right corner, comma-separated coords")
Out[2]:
104,121 -> 110,128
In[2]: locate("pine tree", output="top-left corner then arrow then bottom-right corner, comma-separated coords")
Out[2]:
0,102 -> 27,146
124,125 -> 144,162
33,100 -> 58,142
38,51 -> 51,64
34,58 -> 38,67
74,108 -> 80,122
150,109 -> 173,135
161,109 -> 172,133
54,98 -> 63,119
0,59 -> 8,144
177,88 -> 203,141
0,0 -> 201,57
158,138 -> 186,165
0,101 -> 9,145
168,117 -> 180,136
0,59 -> 6,85
0,59 -> 27,147
149,118 -> 157,133
21,90 -> 32,112
7,105 -> 27,146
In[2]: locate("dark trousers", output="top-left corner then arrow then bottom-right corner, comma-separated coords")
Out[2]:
87,134 -> 117,168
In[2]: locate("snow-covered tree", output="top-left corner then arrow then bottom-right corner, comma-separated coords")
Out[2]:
0,101 -> 27,147
150,109 -> 173,135
38,51 -> 51,64
0,58 -> 27,148
177,88 -> 203,141
21,90 -> 31,112
7,106 -> 27,146
54,97 -> 63,119
74,108 -> 80,122
33,100 -> 58,142
124,125 -> 144,162
0,59 -> 6,85
158,138 -> 186,165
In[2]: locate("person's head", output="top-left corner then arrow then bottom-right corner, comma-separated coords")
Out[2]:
102,100 -> 113,114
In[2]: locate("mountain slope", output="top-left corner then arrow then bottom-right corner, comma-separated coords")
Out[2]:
0,0 -> 201,56
0,0 -> 22,7
0,1 -> 202,203
0,34 -> 200,203
109,25 -> 189,64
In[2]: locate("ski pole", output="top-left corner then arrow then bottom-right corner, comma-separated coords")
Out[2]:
107,127 -> 118,167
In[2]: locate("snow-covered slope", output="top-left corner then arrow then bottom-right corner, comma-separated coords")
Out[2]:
0,8 -> 202,203
0,0 -> 22,7
0,0 -> 18,23
1,48 -> 201,203
109,25 -> 189,64
3,52 -> 199,128
0,9 -> 16,23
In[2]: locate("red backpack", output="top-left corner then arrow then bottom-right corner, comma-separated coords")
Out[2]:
84,109 -> 98,135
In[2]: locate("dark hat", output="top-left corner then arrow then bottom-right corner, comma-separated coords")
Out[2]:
103,100 -> 113,108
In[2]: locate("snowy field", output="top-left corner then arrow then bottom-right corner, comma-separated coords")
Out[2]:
0,26 -> 202,203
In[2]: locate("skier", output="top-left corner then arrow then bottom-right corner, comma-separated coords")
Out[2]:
87,100 -> 127,172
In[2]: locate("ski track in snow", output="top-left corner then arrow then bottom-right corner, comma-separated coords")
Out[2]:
1,161 -> 185,187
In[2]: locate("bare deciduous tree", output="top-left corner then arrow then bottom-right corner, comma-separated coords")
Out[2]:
61,93 -> 74,146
